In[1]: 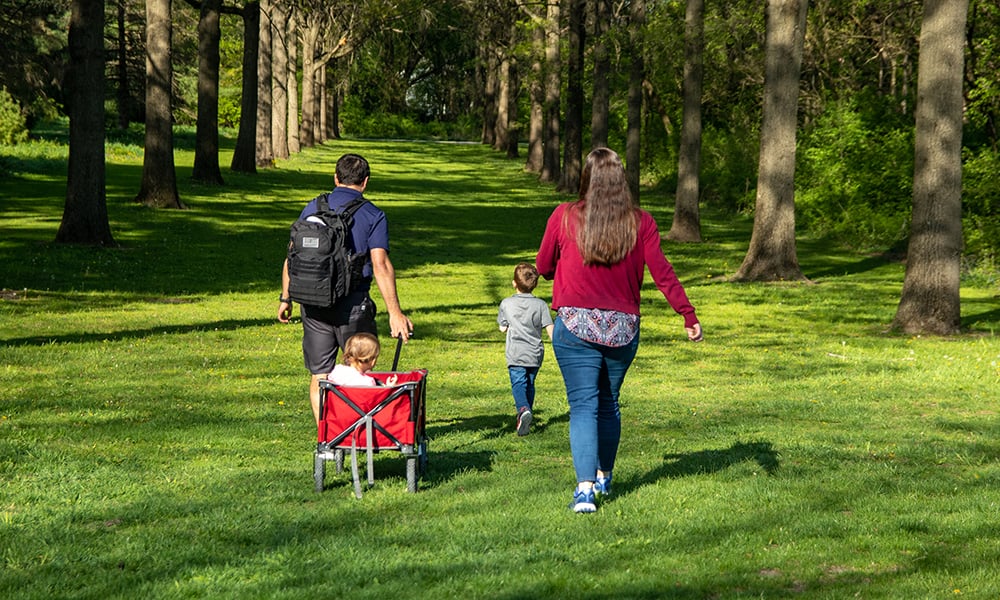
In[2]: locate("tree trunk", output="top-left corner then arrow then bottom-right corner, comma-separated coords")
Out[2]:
590,0 -> 610,150
892,0 -> 968,335
559,0 -> 585,194
625,0 -> 645,203
135,0 -> 183,209
668,0 -> 705,242
270,2 -> 289,160
494,50 -> 511,153
525,17 -> 544,173
732,0 -> 807,282
505,49 -> 520,159
316,66 -> 327,143
192,0 -> 224,185
540,0 -> 561,184
115,0 -> 130,130
329,85 -> 341,140
231,1 -> 259,173
255,0 -> 273,168
286,10 -> 300,154
300,21 -> 317,147
481,46 -> 498,146
57,0 -> 115,246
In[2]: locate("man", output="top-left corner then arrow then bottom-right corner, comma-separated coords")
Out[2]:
277,153 -> 413,424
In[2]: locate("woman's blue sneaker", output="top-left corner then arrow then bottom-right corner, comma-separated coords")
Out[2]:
572,488 -> 596,513
594,474 -> 612,497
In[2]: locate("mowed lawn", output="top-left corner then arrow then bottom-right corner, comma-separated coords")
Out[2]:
2,135 -> 999,599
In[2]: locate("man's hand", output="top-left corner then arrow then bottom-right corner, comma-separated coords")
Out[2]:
278,300 -> 292,323
389,312 -> 414,342
685,322 -> 703,342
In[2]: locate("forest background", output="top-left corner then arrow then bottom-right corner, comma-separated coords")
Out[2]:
1,0 -> 998,310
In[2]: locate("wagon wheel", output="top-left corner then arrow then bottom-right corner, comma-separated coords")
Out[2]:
334,448 -> 344,474
418,440 -> 428,475
406,456 -> 419,493
313,453 -> 326,493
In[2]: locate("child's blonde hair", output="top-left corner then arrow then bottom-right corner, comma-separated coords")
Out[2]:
342,333 -> 380,368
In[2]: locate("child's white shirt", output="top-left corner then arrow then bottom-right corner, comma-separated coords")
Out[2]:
328,364 -> 377,386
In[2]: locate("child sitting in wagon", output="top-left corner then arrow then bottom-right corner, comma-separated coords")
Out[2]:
327,333 -> 398,387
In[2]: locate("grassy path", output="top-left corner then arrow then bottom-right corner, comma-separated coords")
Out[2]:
2,137 -> 999,598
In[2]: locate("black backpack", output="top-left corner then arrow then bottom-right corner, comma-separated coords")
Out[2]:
286,194 -> 369,307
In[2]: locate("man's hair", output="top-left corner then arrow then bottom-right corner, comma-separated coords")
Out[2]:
513,262 -> 540,293
336,153 -> 370,186
342,332 -> 381,366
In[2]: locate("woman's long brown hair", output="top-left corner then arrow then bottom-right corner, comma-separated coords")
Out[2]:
568,148 -> 638,265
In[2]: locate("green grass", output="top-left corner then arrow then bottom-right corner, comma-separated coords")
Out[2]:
2,133 -> 999,599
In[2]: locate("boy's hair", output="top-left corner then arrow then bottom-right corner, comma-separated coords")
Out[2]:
513,262 -> 540,293
342,332 -> 380,366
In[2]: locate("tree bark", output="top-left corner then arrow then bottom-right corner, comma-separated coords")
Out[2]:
494,49 -> 511,153
57,0 -> 115,246
230,1 -> 259,173
732,0 -> 808,282
625,0 -> 645,203
192,0 -> 224,185
115,0 -> 131,130
481,45 -> 498,147
316,66 -> 326,143
525,15 -> 544,172
270,2 -> 289,160
668,0 -> 705,242
892,0 -> 969,335
540,0 -> 561,184
255,0 -> 273,168
329,84 -> 341,140
559,0 -> 585,194
135,0 -> 183,208
286,10 -> 300,154
300,20 -> 317,147
590,0 -> 610,150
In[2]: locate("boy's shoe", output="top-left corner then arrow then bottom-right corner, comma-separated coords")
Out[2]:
516,408 -> 533,436
594,473 -> 612,497
571,487 -> 597,513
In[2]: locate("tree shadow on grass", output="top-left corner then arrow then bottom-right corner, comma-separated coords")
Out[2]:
624,441 -> 780,494
962,306 -> 1000,330
0,317 -> 276,347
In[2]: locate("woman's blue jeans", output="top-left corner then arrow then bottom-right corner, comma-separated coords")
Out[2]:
552,317 -> 639,483
508,366 -> 539,413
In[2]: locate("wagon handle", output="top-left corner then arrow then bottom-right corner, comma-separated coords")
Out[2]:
391,333 -> 404,371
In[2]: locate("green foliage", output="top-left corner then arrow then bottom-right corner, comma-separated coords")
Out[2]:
0,0 -> 66,123
962,146 -> 1000,265
0,88 -> 29,146
699,123 -> 760,213
339,96 -> 477,141
796,98 -> 913,250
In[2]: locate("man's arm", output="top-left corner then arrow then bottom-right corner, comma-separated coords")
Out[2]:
370,247 -> 413,341
277,258 -> 292,323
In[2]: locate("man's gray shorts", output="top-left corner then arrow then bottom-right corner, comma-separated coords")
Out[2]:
300,293 -> 378,374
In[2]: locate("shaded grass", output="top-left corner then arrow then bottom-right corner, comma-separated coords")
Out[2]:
1,135 -> 999,599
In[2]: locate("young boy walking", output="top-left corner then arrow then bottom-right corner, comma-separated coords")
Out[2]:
497,262 -> 554,436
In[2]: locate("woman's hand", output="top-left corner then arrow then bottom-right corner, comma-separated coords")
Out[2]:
685,322 -> 703,342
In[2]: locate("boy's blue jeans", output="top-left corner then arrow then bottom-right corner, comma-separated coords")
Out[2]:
508,366 -> 539,413
552,318 -> 639,483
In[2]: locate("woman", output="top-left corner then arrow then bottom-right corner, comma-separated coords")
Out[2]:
536,147 -> 703,513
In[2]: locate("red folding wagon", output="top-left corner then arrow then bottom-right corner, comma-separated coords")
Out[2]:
313,365 -> 428,498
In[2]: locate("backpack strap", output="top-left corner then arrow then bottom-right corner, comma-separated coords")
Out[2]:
337,196 -> 369,218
